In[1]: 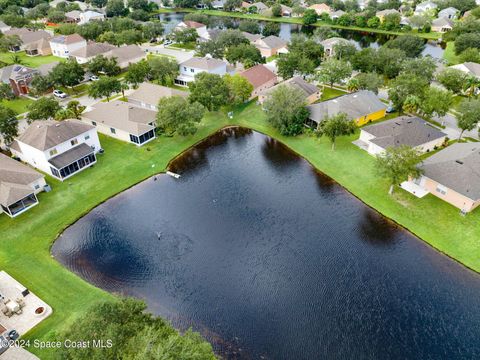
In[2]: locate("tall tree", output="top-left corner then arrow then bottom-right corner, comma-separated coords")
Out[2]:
147,57 -> 179,86
188,73 -> 230,111
224,74 -> 253,105
262,22 -> 280,37
316,112 -> 356,150
383,35 -> 425,58
303,9 -> 318,25
457,99 -> 480,140
436,68 -> 467,95
125,60 -> 150,87
420,87 -> 453,119
0,83 -> 15,101
27,97 -> 61,122
49,60 -> 85,91
317,58 -> 352,88
387,73 -> 429,113
88,77 -> 121,101
156,96 -> 205,136
375,145 -> 423,195
30,75 -> 54,96
0,105 -> 18,144
87,56 -> 121,76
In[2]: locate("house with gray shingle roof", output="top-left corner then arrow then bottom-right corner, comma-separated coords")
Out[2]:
438,7 -> 458,20
253,35 -> 288,57
0,21 -> 11,33
103,44 -> 146,69
259,76 -> 321,104
0,153 -> 46,218
70,41 -> 114,64
356,116 -> 447,155
49,34 -> 86,58
4,28 -> 52,53
128,82 -> 188,110
450,62 -> 480,79
431,17 -> 454,33
175,56 -> 228,86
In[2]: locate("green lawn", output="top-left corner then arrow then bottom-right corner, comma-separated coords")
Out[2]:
443,42 -> 460,65
1,97 -> 34,114
168,42 -> 196,50
2,101 -> 480,358
320,87 -> 348,101
0,51 -> 64,68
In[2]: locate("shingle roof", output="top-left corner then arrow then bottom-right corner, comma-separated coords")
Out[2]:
262,76 -> 319,98
432,17 -> 454,28
180,57 -> 227,71
50,33 -> 85,45
128,82 -> 188,106
0,64 -> 37,83
451,62 -> 480,77
307,90 -> 387,124
104,45 -> 145,65
239,64 -> 276,89
421,143 -> 480,200
48,142 -> 93,169
16,120 -> 94,151
362,116 -> 447,149
70,41 -> 114,58
182,20 -> 206,28
4,28 -> 51,45
82,101 -> 156,136
242,32 -> 263,43
255,35 -> 287,49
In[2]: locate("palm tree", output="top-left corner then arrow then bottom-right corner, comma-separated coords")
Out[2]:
403,95 -> 421,115
9,54 -> 24,65
463,76 -> 480,100
347,78 -> 359,93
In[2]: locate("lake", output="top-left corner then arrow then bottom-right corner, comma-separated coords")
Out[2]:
52,128 -> 480,359
158,13 -> 444,59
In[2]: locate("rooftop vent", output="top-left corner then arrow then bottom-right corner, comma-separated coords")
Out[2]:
456,160 -> 464,165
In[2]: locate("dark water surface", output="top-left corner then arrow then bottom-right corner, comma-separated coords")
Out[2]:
53,128 -> 480,359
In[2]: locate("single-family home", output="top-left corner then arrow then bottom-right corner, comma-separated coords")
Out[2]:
103,45 -> 146,69
128,82 -> 188,111
10,120 -> 101,181
174,20 -> 209,39
0,64 -> 38,96
258,76 -> 321,104
79,10 -> 105,24
175,56 -> 228,86
431,17 -> 454,33
307,90 -> 387,127
0,21 -> 11,33
320,37 -> 351,57
210,0 -> 225,9
81,101 -> 157,146
65,10 -> 82,23
414,1 -> 438,16
242,31 -> 264,43
4,28 -> 52,53
438,7 -> 458,20
250,2 -> 269,14
239,64 -> 277,100
0,153 -> 46,218
308,3 -> 332,16
24,37 -> 52,56
69,41 -> 115,64
450,62 -> 480,79
49,34 -> 87,58
356,116 -> 447,156
330,10 -> 345,20
413,143 -> 480,213
376,9 -> 400,22
253,35 -> 288,57
280,4 -> 292,17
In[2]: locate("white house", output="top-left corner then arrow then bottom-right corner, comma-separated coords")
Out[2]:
79,10 -> 105,24
174,21 -> 208,39
175,57 -> 228,86
10,120 -> 101,181
438,7 -> 458,20
49,34 -> 87,58
414,1 -> 438,16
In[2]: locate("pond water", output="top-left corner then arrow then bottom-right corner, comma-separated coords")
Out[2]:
158,13 -> 444,59
52,129 -> 480,359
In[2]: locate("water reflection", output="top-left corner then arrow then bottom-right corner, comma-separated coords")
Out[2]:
358,208 -> 398,247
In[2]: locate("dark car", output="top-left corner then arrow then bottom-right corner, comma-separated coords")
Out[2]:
6,330 -> 19,341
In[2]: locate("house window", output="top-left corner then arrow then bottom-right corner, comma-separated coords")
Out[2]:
190,68 -> 194,72
34,184 -> 40,190
71,139 -> 78,146
110,128 -> 116,134
183,67 -> 187,71
85,135 -> 90,140
49,148 -> 58,156
436,184 -> 448,195
91,121 -> 96,126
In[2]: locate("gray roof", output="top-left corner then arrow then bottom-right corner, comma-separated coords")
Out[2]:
362,116 -> 447,149
16,120 -> 94,151
452,62 -> 480,78
251,2 -> 268,10
307,90 -> 387,124
180,57 -> 226,70
432,17 -> 454,28
104,45 -> 145,66
48,143 -> 93,169
82,101 -> 156,136
128,82 -> 188,106
0,153 -> 44,207
4,28 -> 51,45
262,76 -> 319,99
70,41 -> 114,58
0,64 -> 38,84
320,37 -> 350,48
421,143 -> 480,200
242,32 -> 263,43
255,35 -> 287,49
37,61 -> 60,76
50,34 -> 85,45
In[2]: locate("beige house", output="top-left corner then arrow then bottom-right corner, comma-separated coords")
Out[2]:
376,9 -> 400,22
431,17 -> 454,33
259,76 -> 321,104
82,101 -> 157,146
253,36 -> 288,57
308,3 -> 332,15
104,45 -> 146,69
128,82 -> 188,111
239,64 -> 277,100
70,41 -> 115,64
320,37 -> 351,57
4,28 -> 52,54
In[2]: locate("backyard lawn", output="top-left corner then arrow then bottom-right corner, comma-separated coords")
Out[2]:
1,97 -> 34,114
442,42 -> 460,65
2,102 -> 480,358
0,51 -> 63,68
320,87 -> 348,101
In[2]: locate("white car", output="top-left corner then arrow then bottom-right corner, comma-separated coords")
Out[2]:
53,89 -> 67,99
90,75 -> 99,81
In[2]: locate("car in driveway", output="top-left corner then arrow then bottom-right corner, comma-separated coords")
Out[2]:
53,89 -> 67,99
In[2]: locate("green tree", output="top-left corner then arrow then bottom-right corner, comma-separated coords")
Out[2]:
27,97 -> 61,122
106,0 -> 128,17
459,48 -> 480,63
49,60 -> 85,91
238,20 -> 260,34
0,83 -> 15,101
387,73 -> 429,112
420,87 -> 453,119
455,33 -> 480,55
374,47 -> 406,78
0,35 -> 21,52
30,75 -> 54,97
333,42 -> 357,61
262,22 -> 280,37
347,78 -> 359,92
375,145 -> 423,195
355,72 -> 383,94
91,0 -> 108,7
65,100 -> 85,119
173,28 -> 198,44
316,112 -> 356,150
87,56 -> 121,76
463,76 -> 480,99
271,3 -> 282,17
317,58 -> 352,88
277,35 -> 323,78
436,68 -> 467,95
403,94 -> 421,114
262,85 -> 308,136
384,35 -> 425,58
224,74 -> 253,105
303,9 -> 318,25
367,16 -> 380,28
125,60 -> 150,87
0,105 -> 18,144
400,57 -> 437,82
88,77 -> 121,101
226,43 -> 263,67
156,96 -> 205,135
457,99 -> 480,140
188,73 -> 230,111
148,57 -> 179,86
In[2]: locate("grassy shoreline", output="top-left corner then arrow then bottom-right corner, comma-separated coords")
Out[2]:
2,102 -> 479,358
157,8 -> 441,40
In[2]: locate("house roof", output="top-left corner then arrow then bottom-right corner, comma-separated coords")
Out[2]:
251,2 -> 268,11
0,64 -> 37,83
239,64 -> 276,89
255,35 -> 287,49
82,101 -> 156,136
24,37 -> 51,52
362,116 -> 447,149
104,45 -> 145,66
438,7 -> 458,16
5,28 -> 51,45
182,20 -> 206,28
320,37 -> 350,48
262,76 -> 319,99
330,10 -> 345,18
48,142 -> 93,169
16,120 -> 94,151
421,143 -> 480,200
242,31 -> 263,43
451,62 -> 480,78
307,90 -> 387,124
376,9 -> 400,17
432,17 -> 454,28
129,82 -> 188,106
70,41 -> 114,58
0,21 -> 10,29
180,56 -> 226,70
50,33 -> 85,45
65,10 -> 81,19
37,61 -> 60,76
309,3 -> 331,13
0,153 -> 44,207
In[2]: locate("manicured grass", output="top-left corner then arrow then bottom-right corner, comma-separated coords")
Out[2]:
3,101 -> 480,358
168,42 -> 196,50
1,97 -> 34,114
443,42 -> 460,65
0,51 -> 64,68
320,86 -> 348,101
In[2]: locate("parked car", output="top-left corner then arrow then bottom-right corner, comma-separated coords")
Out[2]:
6,330 -> 18,341
53,89 -> 67,99
90,75 -> 99,81
163,39 -> 173,46
386,105 -> 395,113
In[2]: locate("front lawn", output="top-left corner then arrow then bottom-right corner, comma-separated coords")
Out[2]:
0,51 -> 64,68
167,42 -> 196,50
1,97 -> 34,114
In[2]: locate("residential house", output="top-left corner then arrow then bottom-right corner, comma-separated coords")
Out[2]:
128,82 -> 188,111
253,36 -> 288,57
356,116 -> 447,156
0,64 -> 38,95
414,1 -> 438,16
65,10 -> 82,23
210,0 -> 226,9
308,3 -> 332,16
438,7 -> 458,20
250,2 -> 269,14
320,37 -> 351,57
413,143 -> 480,213
24,37 -> 52,56
239,64 -> 277,100
376,9 -> 400,22
10,120 -> 101,181
175,57 -> 228,86
307,90 -> 387,127
330,10 -> 345,20
4,28 -> 51,53
79,10 -> 105,24
81,101 -> 157,146
431,17 -> 454,33
0,21 -> 11,33
174,20 -> 209,39
280,4 -> 292,16
450,62 -> 480,79
258,76 -> 321,104
49,34 -> 87,58
103,45 -> 146,68
242,31 -> 264,43
0,153 -> 46,218
69,41 -> 115,64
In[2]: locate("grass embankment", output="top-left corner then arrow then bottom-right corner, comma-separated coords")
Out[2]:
157,8 -> 441,40
1,97 -> 33,114
442,42 -> 460,65
0,51 -> 64,68
2,102 -> 480,358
